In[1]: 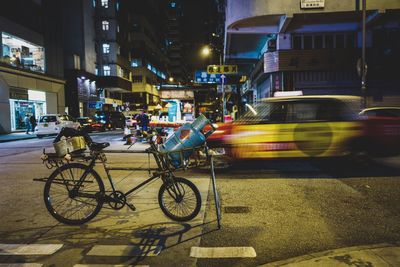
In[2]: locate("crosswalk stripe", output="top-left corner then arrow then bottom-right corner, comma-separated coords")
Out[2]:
190,246 -> 257,258
74,265 -> 149,267
0,244 -> 63,255
87,245 -> 160,257
0,264 -> 43,267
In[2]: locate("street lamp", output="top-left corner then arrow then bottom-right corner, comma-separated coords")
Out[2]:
168,77 -> 174,83
200,44 -> 225,121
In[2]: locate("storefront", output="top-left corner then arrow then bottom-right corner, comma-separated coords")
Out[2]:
9,90 -> 46,131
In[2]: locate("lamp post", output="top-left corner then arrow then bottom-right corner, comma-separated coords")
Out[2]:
201,44 -> 224,121
361,0 -> 367,109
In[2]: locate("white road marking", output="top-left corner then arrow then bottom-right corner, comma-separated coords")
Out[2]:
0,244 -> 63,255
87,245 -> 160,257
190,246 -> 257,258
0,264 -> 43,267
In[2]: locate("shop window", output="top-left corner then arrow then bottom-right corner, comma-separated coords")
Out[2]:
101,0 -> 108,8
102,20 -> 109,31
346,34 -> 355,48
303,36 -> 312,49
314,35 -> 323,49
293,36 -> 302,49
103,65 -> 110,76
102,43 -> 110,54
1,32 -> 45,73
325,35 -> 334,48
336,34 -> 345,48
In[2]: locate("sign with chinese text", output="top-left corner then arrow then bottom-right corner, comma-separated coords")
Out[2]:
194,70 -> 221,84
300,0 -> 324,9
207,65 -> 238,74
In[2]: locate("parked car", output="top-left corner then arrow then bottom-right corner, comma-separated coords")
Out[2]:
125,115 -> 138,127
35,114 -> 81,138
76,117 -> 93,132
208,95 -> 366,160
92,111 -> 126,131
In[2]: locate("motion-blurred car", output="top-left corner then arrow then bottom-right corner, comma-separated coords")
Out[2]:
359,107 -> 400,118
35,114 -> 81,138
92,111 -> 126,131
208,95 -> 367,160
76,117 -> 93,132
359,107 -> 400,157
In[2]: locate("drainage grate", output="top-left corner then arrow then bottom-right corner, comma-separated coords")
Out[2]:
224,206 -> 251,213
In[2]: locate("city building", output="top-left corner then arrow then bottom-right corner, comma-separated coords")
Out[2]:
224,0 -> 400,108
123,0 -> 169,113
94,0 -> 132,112
0,0 -> 66,133
61,0 -> 98,118
164,0 -> 188,84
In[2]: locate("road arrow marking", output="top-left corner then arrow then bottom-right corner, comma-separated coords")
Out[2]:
190,246 -> 256,258
0,244 -> 63,255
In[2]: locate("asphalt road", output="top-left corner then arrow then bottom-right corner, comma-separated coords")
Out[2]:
0,131 -> 400,267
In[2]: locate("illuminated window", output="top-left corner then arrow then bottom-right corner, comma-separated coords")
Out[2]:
102,20 -> 109,31
102,43 -> 110,54
101,0 -> 108,8
103,65 -> 110,76
131,58 -> 142,67
1,32 -> 45,73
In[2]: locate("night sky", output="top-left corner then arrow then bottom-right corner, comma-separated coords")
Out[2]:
180,0 -> 222,74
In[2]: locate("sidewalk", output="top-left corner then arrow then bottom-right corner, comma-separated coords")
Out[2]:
0,132 -> 37,143
260,243 -> 400,267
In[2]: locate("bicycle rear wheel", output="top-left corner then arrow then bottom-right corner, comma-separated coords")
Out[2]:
158,177 -> 201,221
44,163 -> 105,225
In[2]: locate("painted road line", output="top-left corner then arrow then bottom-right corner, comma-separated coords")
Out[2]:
87,245 -> 160,257
74,265 -> 149,267
190,247 -> 257,258
0,264 -> 43,267
0,244 -> 63,255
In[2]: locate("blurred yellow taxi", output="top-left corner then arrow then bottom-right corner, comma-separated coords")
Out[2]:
216,95 -> 364,159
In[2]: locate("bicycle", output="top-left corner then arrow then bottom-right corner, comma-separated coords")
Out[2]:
42,137 -> 202,225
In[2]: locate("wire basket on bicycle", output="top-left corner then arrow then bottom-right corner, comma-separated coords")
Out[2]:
158,114 -> 215,169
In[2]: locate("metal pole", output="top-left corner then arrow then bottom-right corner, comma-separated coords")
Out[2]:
361,0 -> 367,109
219,49 -> 226,122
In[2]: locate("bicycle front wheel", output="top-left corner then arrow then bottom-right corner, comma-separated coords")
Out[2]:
158,177 -> 201,221
44,163 -> 105,225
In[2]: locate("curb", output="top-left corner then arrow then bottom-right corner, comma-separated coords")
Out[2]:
259,243 -> 395,267
0,136 -> 37,143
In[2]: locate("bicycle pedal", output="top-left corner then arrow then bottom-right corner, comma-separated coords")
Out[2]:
126,203 -> 136,211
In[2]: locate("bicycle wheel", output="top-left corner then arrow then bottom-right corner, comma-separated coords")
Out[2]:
158,177 -> 201,222
44,163 -> 105,225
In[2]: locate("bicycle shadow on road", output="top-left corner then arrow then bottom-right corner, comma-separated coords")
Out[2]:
0,219 -> 219,265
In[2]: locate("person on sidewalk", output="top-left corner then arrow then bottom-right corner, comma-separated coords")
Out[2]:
24,114 -> 30,134
29,115 -> 36,133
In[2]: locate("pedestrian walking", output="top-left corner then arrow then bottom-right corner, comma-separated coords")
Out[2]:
29,115 -> 37,133
24,114 -> 30,134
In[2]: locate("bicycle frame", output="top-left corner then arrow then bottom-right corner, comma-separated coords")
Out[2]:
69,140 -> 178,203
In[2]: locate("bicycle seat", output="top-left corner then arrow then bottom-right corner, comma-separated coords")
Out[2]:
89,142 -> 110,151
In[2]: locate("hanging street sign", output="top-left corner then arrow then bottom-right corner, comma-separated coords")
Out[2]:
207,65 -> 238,74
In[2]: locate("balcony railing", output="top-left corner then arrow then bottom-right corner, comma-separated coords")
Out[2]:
263,49 -> 359,73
